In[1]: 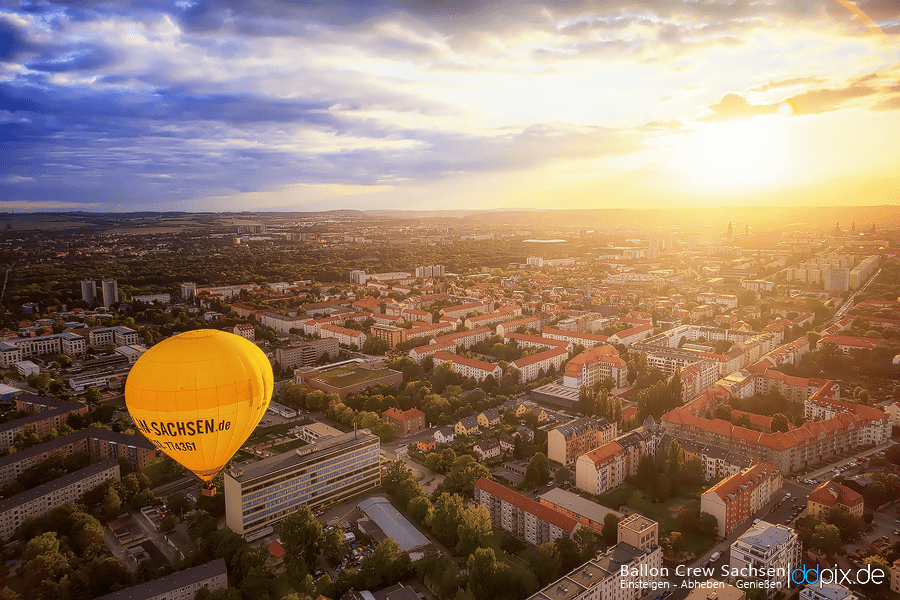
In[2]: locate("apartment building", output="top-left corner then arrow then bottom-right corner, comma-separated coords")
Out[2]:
96,559 -> 228,600
430,326 -> 492,349
320,323 -> 366,348
503,332 -> 571,352
0,395 -> 90,452
798,584 -> 856,600
575,441 -> 624,495
511,347 -> 569,383
232,323 -> 255,341
547,417 -> 617,466
542,327 -> 611,348
432,351 -> 502,382
258,312 -> 306,336
495,316 -> 541,336
275,338 -> 339,371
382,408 -> 426,435
617,514 -> 659,553
370,324 -> 405,348
562,344 -> 628,389
0,428 -> 156,485
132,293 -> 171,305
403,321 -> 456,343
0,332 -> 87,367
608,324 -> 654,346
729,521 -> 800,596
700,462 -> 783,537
224,430 -> 380,538
408,340 -> 457,364
0,458 -> 120,541
474,477 -> 580,546
439,302 -> 492,319
806,480 -> 864,519
538,488 -> 622,534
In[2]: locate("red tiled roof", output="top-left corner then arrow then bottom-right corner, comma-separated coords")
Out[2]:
475,477 -> 578,533
511,347 -> 569,368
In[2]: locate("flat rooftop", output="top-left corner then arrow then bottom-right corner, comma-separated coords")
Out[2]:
539,488 -> 622,523
227,429 -> 378,484
313,364 -> 395,387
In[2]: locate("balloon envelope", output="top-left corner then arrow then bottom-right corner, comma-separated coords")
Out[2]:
125,329 -> 273,483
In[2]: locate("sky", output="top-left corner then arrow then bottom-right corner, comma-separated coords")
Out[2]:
1,0 -> 900,213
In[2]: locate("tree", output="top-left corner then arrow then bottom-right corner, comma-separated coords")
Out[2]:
574,527 -> 598,561
809,523 -> 842,556
85,387 -> 103,404
457,504 -> 492,556
187,509 -> 218,541
467,548 -> 500,600
601,513 -> 620,546
524,452 -> 550,488
277,504 -> 323,577
431,492 -> 465,549
713,403 -> 733,422
102,486 -> 121,513
322,527 -> 350,562
357,538 -> 412,590
21,532 -> 69,592
555,466 -> 571,485
771,413 -> 790,433
407,495 -> 432,525
166,492 -> 193,520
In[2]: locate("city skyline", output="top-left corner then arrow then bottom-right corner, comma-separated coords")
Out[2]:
2,0 -> 900,213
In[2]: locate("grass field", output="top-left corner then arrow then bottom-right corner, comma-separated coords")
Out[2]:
596,481 -> 716,558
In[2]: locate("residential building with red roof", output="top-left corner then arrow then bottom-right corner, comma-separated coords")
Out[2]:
700,461 -> 782,536
495,316 -> 541,336
474,477 -> 580,546
511,347 -> 569,382
562,344 -> 628,389
503,332 -> 571,351
542,327 -> 610,348
807,480 -> 864,519
575,441 -> 624,495
609,324 -> 654,346
430,326 -> 492,349
319,324 -> 366,348
432,351 -> 502,382
382,407 -> 426,435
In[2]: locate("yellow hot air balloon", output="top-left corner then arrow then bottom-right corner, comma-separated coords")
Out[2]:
125,329 -> 273,495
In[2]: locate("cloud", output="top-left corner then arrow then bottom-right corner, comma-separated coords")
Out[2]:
702,93 -> 779,120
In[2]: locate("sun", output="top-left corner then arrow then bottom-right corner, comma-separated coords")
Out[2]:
666,117 -> 795,192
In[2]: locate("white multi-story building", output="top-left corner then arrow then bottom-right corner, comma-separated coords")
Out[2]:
415,265 -> 445,278
132,293 -> 171,305
432,351 -> 501,382
511,347 -> 569,383
798,584 -> 856,600
562,344 -> 628,388
181,282 -> 197,300
258,312 -> 306,336
475,477 -> 580,546
0,332 -> 87,367
729,521 -> 800,596
319,324 -> 366,348
101,279 -> 118,307
350,270 -> 367,284
224,430 -> 380,539
575,441 -> 624,495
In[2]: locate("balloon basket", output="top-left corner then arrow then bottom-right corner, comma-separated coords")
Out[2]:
202,485 -> 217,497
